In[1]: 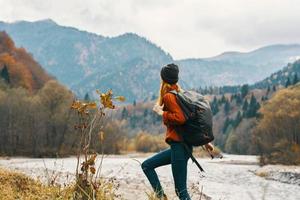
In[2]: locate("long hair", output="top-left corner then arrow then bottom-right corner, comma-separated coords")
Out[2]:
157,80 -> 181,106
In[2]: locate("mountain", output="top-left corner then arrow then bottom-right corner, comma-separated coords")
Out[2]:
178,44 -> 300,87
0,19 -> 172,101
0,31 -> 51,92
1,19 -> 300,101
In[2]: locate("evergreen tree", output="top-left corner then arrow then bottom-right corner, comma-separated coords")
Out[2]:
285,77 -> 291,88
246,94 -> 260,118
223,117 -> 232,134
151,94 -> 157,100
272,85 -> 277,92
236,94 -> 242,105
211,96 -> 219,115
84,93 -> 90,101
267,85 -> 270,94
209,86 -> 213,94
264,96 -> 268,101
121,107 -> 129,119
224,100 -> 231,115
133,100 -> 136,106
233,111 -> 242,127
213,96 -> 218,104
242,99 -> 248,112
1,65 -> 10,84
210,96 -> 219,115
293,73 -> 299,85
143,109 -> 149,117
230,94 -> 234,102
204,86 -> 208,95
221,94 -> 226,103
241,84 -> 249,98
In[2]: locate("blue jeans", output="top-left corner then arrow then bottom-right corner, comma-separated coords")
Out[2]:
141,142 -> 192,200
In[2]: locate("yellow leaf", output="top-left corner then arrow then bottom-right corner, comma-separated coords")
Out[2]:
90,166 -> 96,174
87,102 -> 97,109
87,154 -> 97,165
100,90 -> 115,109
115,96 -> 126,102
71,100 -> 81,109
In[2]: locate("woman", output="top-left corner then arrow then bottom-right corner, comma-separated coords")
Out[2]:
141,63 -> 213,200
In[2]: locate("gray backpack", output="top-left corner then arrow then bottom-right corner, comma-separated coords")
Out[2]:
169,89 -> 214,146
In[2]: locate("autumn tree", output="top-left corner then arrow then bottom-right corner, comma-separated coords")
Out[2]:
253,84 -> 300,165
0,32 -> 51,92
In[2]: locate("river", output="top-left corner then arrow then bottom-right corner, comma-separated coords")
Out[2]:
0,154 -> 299,200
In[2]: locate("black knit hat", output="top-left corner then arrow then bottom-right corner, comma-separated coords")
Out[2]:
160,63 -> 179,84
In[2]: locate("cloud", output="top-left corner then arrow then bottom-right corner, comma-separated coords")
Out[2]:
0,0 -> 300,59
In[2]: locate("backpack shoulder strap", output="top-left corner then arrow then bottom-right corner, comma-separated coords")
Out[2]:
168,90 -> 178,95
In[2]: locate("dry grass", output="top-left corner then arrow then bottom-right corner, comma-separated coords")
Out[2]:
0,167 -> 73,200
255,171 -> 268,178
0,167 -> 118,200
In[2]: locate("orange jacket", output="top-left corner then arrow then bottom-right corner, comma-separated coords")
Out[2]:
162,85 -> 186,143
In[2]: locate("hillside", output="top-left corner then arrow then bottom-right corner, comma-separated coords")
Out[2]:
0,31 -> 51,92
253,59 -> 300,89
209,59 -> 300,154
2,20 -> 300,101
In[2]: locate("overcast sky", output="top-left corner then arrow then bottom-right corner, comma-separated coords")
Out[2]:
0,0 -> 300,59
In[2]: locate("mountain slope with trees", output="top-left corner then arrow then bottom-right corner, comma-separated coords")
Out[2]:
253,60 -> 300,89
0,31 -> 51,92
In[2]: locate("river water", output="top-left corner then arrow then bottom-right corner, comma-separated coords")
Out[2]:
0,154 -> 299,200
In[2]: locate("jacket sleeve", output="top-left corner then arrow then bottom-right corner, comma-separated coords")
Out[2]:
162,93 -> 186,125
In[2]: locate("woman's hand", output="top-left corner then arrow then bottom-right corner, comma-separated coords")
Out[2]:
205,143 -> 214,152
153,103 -> 163,116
